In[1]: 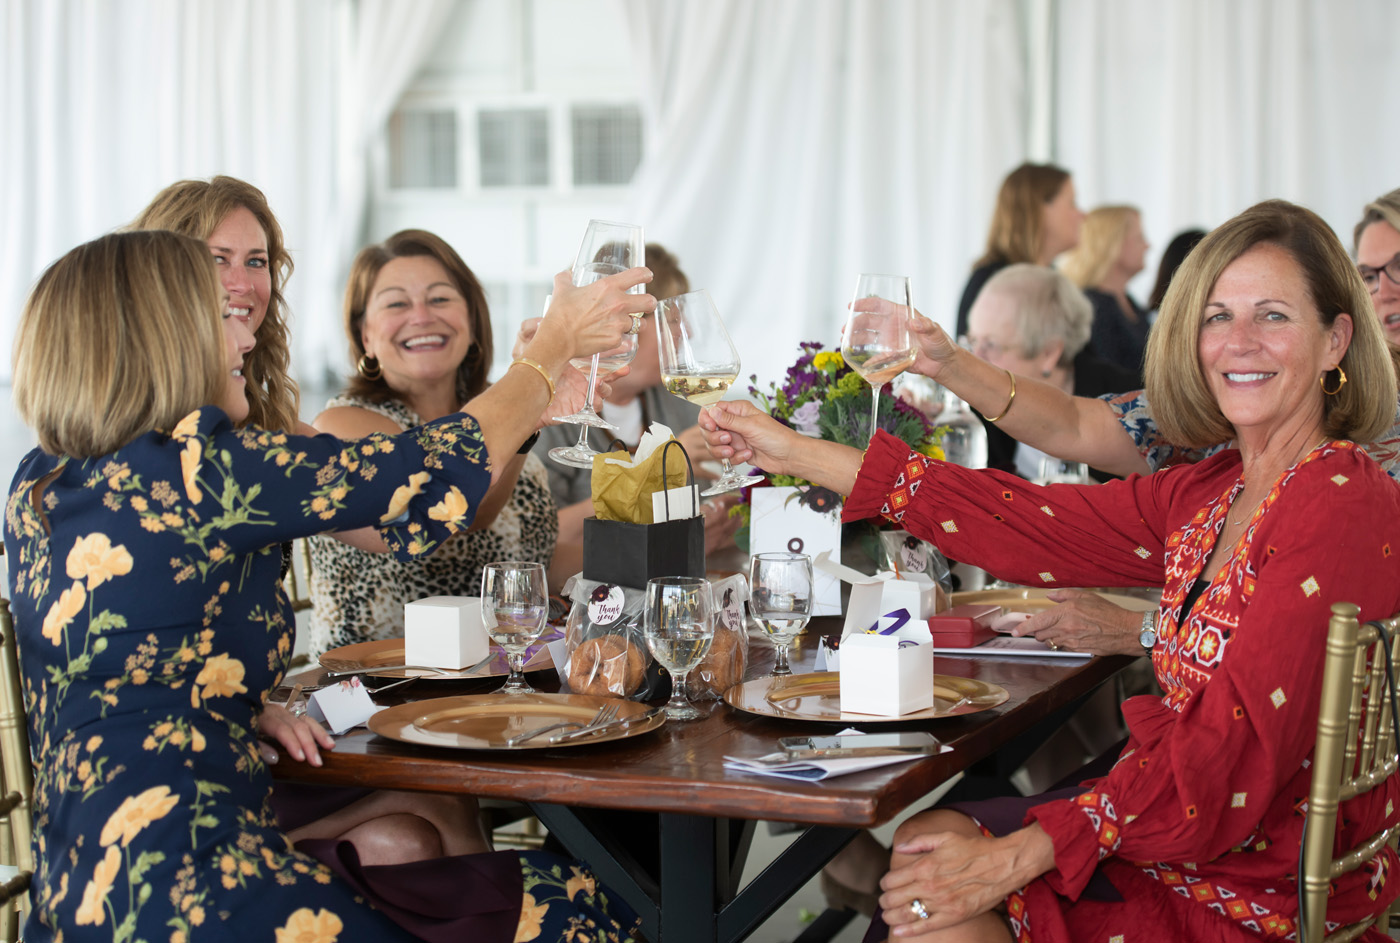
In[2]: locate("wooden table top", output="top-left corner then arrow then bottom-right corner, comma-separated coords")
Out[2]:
275,627 -> 1131,829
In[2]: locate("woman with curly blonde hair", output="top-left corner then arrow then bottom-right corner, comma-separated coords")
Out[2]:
130,175 -> 300,432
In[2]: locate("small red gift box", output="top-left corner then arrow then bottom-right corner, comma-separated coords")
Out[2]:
927,604 -> 1003,648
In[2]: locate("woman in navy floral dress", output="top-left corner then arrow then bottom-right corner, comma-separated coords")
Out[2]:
4,229 -> 652,942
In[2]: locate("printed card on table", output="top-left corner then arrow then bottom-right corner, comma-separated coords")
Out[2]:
748,485 -> 843,615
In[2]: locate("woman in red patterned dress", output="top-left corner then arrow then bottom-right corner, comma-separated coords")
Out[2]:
701,200 -> 1400,942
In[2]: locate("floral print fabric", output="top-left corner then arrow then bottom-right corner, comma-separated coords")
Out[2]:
3,406 -> 496,941
845,431 -> 1400,942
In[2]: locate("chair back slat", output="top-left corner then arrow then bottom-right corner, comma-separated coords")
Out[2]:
0,545 -> 34,939
1301,604 -> 1400,942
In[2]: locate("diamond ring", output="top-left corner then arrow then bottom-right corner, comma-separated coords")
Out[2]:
909,899 -> 930,920
626,314 -> 643,335
1049,641 -> 1060,651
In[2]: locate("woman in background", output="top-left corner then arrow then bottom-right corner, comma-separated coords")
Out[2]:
308,230 -> 557,654
1147,228 -> 1208,313
131,175 -> 301,432
955,162 -> 1084,338
1062,205 -> 1151,381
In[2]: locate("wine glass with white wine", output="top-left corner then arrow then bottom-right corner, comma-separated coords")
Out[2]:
841,274 -> 916,443
655,289 -> 763,495
480,561 -> 549,695
643,577 -> 716,721
548,219 -> 644,469
749,552 -> 813,677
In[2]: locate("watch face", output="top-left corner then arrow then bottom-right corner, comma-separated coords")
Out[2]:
1139,628 -> 1157,650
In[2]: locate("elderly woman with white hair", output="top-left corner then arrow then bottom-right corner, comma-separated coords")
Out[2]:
964,264 -> 1139,481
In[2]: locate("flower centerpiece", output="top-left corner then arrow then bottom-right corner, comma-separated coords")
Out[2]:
732,341 -> 943,546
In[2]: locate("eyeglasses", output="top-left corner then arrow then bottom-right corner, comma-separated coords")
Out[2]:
1357,253 -> 1400,293
961,334 -> 1012,360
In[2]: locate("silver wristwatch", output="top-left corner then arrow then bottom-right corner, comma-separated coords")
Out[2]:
1138,610 -> 1158,653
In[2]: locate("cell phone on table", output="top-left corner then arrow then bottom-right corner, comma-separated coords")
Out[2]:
778,731 -> 941,758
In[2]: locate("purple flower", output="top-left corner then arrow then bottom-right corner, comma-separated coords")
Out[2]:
791,400 -> 822,436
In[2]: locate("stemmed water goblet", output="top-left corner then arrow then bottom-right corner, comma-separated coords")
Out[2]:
655,289 -> 763,495
480,561 -> 549,695
748,552 -> 813,676
548,219 -> 644,469
841,274 -> 916,443
643,577 -> 716,720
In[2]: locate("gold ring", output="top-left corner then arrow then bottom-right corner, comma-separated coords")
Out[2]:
910,899 -> 930,920
626,314 -> 643,335
1049,641 -> 1060,651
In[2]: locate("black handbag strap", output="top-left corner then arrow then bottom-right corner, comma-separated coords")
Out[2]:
659,438 -> 698,518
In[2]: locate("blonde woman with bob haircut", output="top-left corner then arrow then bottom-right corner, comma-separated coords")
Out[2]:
1062,205 -> 1152,381
5,229 -> 652,943
700,200 -> 1400,941
1354,186 -> 1400,346
955,162 -> 1084,339
130,175 -> 300,432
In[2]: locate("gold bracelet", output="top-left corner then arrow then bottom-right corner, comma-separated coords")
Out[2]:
509,358 -> 556,404
979,369 -> 1017,423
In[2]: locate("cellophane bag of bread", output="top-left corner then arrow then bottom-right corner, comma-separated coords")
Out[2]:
686,573 -> 750,701
878,530 -> 953,612
560,575 -> 662,700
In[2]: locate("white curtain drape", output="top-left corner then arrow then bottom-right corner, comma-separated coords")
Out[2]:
1054,0 -> 1400,290
0,0 -> 453,391
621,0 -> 1027,389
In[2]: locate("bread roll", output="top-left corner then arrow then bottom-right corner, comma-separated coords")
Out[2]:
568,635 -> 645,697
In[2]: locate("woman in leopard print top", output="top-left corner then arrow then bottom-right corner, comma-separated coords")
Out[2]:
309,230 -> 558,656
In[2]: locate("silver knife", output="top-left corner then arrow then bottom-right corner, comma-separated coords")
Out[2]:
548,706 -> 666,743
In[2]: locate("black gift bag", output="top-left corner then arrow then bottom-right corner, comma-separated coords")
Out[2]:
582,439 -> 706,588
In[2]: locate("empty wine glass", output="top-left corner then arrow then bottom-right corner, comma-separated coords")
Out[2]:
1034,457 -> 1090,485
656,289 -> 763,495
748,552 -> 813,676
549,219 -> 644,469
643,577 -> 716,720
480,561 -> 549,695
841,274 -> 916,443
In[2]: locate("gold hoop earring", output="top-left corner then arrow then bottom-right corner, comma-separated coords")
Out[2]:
1320,366 -> 1346,396
357,354 -> 382,380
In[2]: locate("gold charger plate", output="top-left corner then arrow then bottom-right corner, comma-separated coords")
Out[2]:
318,637 -> 554,681
368,693 -> 664,751
951,588 -> 1157,613
723,672 -> 1008,723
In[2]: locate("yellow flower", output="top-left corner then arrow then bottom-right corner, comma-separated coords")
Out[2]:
330,486 -> 348,501
208,546 -> 226,562
275,907 -> 344,943
51,871 -> 68,908
161,512 -> 184,528
65,534 -> 133,591
275,451 -> 291,467
131,669 -> 148,685
172,930 -> 188,943
565,865 -> 596,901
180,438 -> 204,504
171,412 -> 201,441
140,517 -> 166,533
190,728 -> 206,752
427,487 -> 470,529
195,654 -> 248,699
130,496 -> 147,512
169,730 -> 185,746
514,893 -> 548,942
238,859 -> 255,876
153,722 -> 174,737
86,735 -> 102,752
189,905 -> 205,926
310,497 -> 330,513
75,844 -> 121,925
100,785 -> 180,847
220,854 -> 236,874
379,471 -> 431,524
42,581 -> 86,645
813,350 -> 845,371
76,761 -> 92,781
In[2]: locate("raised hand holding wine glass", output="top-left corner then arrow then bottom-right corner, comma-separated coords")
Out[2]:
549,219 -> 645,468
749,552 -> 813,677
841,274 -> 916,443
644,577 -> 716,720
481,561 -> 549,695
656,289 -> 763,495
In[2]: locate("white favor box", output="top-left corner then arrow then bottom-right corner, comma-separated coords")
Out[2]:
404,596 -> 489,670
838,634 -> 935,716
813,552 -> 941,635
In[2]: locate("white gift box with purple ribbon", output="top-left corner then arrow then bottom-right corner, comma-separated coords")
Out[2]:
838,632 -> 934,716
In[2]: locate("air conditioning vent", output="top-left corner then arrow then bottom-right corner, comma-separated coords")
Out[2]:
388,110 -> 458,189
479,108 -> 550,188
571,104 -> 642,186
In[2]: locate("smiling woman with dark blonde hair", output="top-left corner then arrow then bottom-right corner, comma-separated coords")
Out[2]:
702,200 -> 1400,942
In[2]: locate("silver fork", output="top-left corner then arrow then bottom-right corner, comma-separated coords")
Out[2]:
546,703 -> 627,743
506,704 -> 619,747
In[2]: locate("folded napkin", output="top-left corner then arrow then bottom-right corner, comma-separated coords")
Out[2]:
722,751 -> 934,782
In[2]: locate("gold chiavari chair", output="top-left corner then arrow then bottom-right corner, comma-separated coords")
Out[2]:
0,546 -> 34,942
281,538 -> 315,613
1299,602 -> 1400,942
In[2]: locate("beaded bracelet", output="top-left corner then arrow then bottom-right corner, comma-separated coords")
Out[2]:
509,357 -> 556,404
979,369 -> 1017,423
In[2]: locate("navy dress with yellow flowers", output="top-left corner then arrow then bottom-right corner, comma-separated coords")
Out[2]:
3,407 -> 641,943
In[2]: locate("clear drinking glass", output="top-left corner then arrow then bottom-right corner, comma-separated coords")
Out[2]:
748,552 -> 813,676
655,289 -> 763,495
643,577 -> 716,720
1034,457 -> 1090,485
841,274 -> 916,443
548,219 -> 645,469
480,561 -> 549,695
